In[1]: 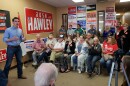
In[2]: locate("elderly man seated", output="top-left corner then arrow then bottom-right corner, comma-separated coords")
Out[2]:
32,34 -> 48,66
34,63 -> 58,86
46,33 -> 57,56
49,35 -> 65,63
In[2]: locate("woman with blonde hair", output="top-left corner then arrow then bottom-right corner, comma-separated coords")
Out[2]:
100,36 -> 118,74
118,23 -> 130,54
71,35 -> 88,73
87,37 -> 102,76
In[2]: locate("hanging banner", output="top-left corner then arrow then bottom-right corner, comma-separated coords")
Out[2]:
25,8 -> 53,34
0,10 -> 11,32
77,5 -> 86,13
68,6 -> 76,14
86,4 -> 97,31
77,20 -> 86,29
105,12 -> 116,20
86,11 -> 97,29
0,49 -> 6,63
105,20 -> 117,26
68,14 -> 77,28
87,5 -> 96,11
106,7 -> 115,12
105,7 -> 116,26
86,5 -> 97,31
77,5 -> 86,30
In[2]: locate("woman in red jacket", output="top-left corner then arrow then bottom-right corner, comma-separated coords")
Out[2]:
100,36 -> 118,74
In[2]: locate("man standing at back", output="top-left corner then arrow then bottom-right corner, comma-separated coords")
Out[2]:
3,17 -> 27,79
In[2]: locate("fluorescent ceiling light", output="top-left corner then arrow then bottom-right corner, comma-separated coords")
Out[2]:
116,13 -> 120,16
72,0 -> 84,3
120,0 -> 130,2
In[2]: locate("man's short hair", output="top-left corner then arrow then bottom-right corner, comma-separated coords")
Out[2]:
12,17 -> 19,22
77,24 -> 81,27
34,63 -> 58,86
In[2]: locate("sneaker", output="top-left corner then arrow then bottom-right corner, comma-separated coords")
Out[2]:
77,69 -> 81,74
32,62 -> 37,66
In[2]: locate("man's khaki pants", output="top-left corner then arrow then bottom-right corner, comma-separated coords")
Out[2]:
50,51 -> 63,61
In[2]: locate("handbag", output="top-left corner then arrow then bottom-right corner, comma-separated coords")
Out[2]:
103,54 -> 114,61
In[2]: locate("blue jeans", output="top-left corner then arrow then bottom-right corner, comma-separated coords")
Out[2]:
4,46 -> 23,78
73,55 -> 77,66
100,58 -> 113,74
0,69 -> 8,86
37,51 -> 48,63
87,55 -> 101,73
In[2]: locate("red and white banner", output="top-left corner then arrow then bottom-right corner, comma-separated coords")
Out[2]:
0,49 -> 6,63
68,6 -> 76,14
25,8 -> 53,34
105,20 -> 117,26
106,7 -> 115,12
105,7 -> 116,27
86,11 -> 97,30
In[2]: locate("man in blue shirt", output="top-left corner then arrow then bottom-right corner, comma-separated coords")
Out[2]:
3,17 -> 27,79
87,25 -> 97,37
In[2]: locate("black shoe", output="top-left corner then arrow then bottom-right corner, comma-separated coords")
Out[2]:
50,60 -> 54,63
34,65 -> 38,69
88,73 -> 92,78
18,75 -> 27,79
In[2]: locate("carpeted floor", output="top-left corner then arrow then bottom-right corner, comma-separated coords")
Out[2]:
9,63 -> 124,86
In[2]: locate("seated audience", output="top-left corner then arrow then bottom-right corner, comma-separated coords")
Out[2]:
49,35 -> 65,63
60,36 -> 75,73
67,25 -> 75,36
121,55 -> 130,86
87,37 -> 102,76
46,33 -> 57,56
34,63 -> 58,86
71,35 -> 88,73
32,34 -> 48,66
73,32 -> 80,43
100,36 -> 118,74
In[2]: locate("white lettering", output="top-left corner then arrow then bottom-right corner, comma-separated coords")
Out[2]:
27,16 -> 53,31
43,19 -> 47,30
37,18 -> 43,30
46,19 -> 49,30
34,18 -> 38,30
49,19 -> 52,30
28,17 -> 33,31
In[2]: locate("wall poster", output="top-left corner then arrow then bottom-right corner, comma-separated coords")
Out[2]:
25,8 -> 53,34
0,10 -> 11,32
